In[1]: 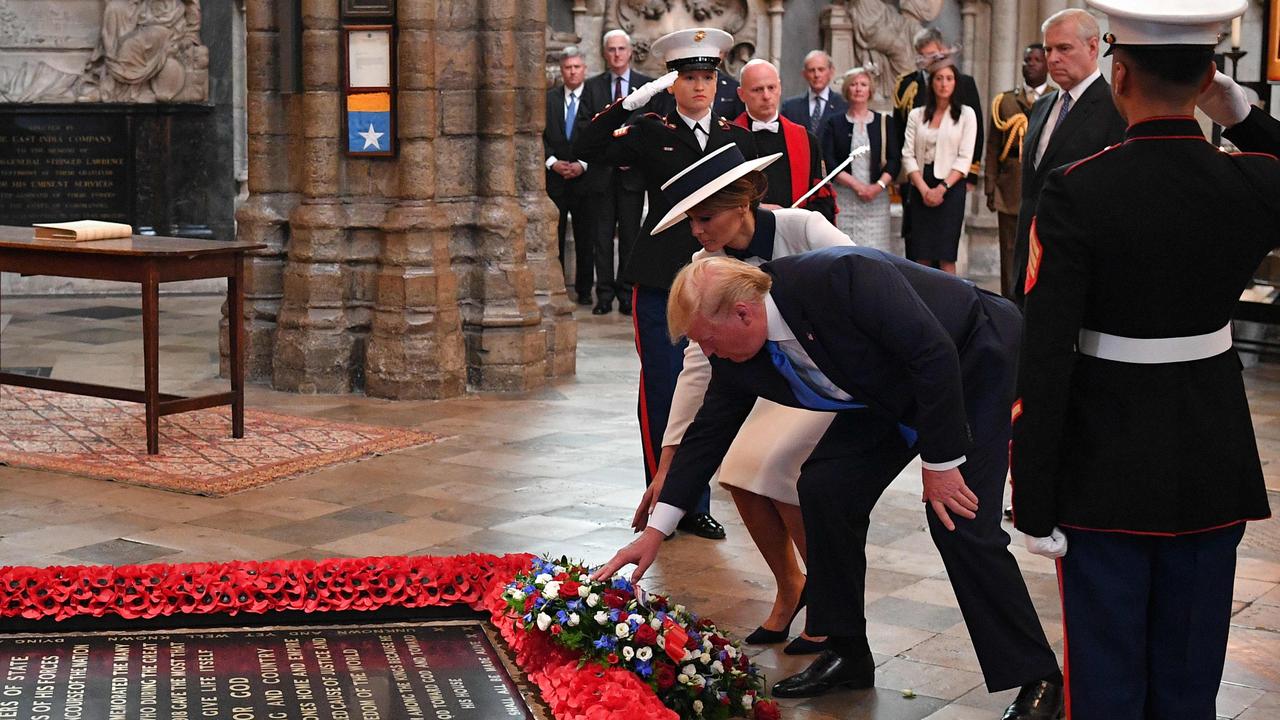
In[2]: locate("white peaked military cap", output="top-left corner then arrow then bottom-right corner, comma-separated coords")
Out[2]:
651,28 -> 734,72
1089,0 -> 1247,49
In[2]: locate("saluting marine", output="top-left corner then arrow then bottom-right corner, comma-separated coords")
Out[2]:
573,27 -> 757,541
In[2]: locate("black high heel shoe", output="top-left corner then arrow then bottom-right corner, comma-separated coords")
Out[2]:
744,585 -> 806,645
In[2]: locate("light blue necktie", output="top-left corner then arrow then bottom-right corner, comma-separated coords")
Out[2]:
565,92 -> 577,140
765,340 -> 918,446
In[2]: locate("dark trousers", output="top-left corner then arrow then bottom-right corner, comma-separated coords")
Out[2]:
594,182 -> 643,304
553,192 -> 596,300
1059,524 -> 1244,719
796,293 -> 1057,692
997,211 -> 1018,299
633,285 -> 709,514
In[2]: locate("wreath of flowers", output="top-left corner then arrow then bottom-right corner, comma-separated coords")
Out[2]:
500,556 -> 781,720
0,553 -> 777,720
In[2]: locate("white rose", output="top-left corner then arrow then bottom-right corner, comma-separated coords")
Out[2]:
627,613 -> 644,625
594,611 -> 609,624
536,613 -> 552,631
711,660 -> 723,674
692,700 -> 704,715
615,623 -> 631,638
542,581 -> 561,599
741,694 -> 753,709
534,573 -> 552,585
649,617 -> 661,629
553,564 -> 566,575
636,647 -> 653,661
622,646 -> 635,660
578,584 -> 590,598
568,613 -> 580,626
682,664 -> 697,676
508,589 -> 524,602
675,604 -> 686,615
700,652 -> 711,664
586,593 -> 600,608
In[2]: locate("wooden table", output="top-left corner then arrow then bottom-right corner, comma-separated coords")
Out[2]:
0,227 -> 265,454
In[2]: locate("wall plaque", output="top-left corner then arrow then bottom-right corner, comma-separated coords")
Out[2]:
0,113 -> 131,225
0,620 -> 535,719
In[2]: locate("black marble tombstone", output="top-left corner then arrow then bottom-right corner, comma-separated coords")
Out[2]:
0,2 -> 236,241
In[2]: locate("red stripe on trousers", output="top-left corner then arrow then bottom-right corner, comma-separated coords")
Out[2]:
631,285 -> 658,478
1056,557 -> 1072,720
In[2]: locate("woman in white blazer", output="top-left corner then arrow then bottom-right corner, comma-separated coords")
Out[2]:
901,57 -> 976,274
634,144 -> 851,655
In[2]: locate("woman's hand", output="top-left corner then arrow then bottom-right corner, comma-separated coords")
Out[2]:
856,182 -> 882,202
923,185 -> 945,207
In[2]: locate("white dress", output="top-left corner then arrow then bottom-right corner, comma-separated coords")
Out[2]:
834,119 -> 892,252
662,209 -> 852,505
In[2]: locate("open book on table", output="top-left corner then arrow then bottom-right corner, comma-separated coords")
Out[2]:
32,220 -> 133,242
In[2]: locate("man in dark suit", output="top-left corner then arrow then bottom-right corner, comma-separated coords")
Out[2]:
1010,8 -> 1126,305
595,249 -> 1063,718
780,50 -> 848,143
891,31 -> 984,248
544,47 -> 600,305
1013,1 -> 1277,714
578,29 -> 654,315
574,27 -> 757,541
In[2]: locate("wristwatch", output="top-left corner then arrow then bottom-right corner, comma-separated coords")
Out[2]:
876,179 -> 887,189
941,180 -> 952,190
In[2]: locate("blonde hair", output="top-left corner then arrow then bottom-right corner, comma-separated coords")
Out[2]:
667,257 -> 772,342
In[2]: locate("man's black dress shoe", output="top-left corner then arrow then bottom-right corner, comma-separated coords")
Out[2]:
1001,680 -> 1064,720
676,512 -> 725,539
591,299 -> 612,315
772,650 -> 874,698
617,297 -> 632,315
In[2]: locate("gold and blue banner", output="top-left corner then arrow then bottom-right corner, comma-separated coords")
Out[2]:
347,92 -> 392,153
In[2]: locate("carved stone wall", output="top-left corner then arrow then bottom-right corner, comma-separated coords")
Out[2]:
238,0 -> 574,398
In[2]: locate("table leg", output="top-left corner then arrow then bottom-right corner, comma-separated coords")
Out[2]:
142,263 -> 160,454
229,256 -> 245,439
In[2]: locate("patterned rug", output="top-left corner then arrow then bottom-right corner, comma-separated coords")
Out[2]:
0,386 -> 443,496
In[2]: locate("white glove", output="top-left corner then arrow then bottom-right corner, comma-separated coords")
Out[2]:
1197,70 -> 1250,129
623,71 -> 678,111
1023,527 -> 1068,559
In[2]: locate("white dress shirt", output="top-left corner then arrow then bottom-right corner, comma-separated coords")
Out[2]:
544,86 -> 588,172
748,113 -> 780,133
1034,68 -> 1101,167
678,108 -> 712,150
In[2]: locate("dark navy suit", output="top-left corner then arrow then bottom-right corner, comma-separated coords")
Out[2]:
661,247 -> 1058,691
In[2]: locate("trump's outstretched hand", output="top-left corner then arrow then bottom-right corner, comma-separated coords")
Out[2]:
590,528 -> 666,584
922,466 -> 978,531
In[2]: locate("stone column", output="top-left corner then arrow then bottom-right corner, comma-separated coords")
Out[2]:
1040,0 -> 1069,21
231,0 -> 298,381
990,0 -> 1020,95
821,3 -> 856,78
767,1 -> 785,68
272,0 -> 355,393
364,2 -> 468,399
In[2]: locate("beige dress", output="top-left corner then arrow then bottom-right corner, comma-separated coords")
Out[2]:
662,209 -> 852,505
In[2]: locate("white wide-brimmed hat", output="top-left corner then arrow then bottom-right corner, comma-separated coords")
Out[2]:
1090,0 -> 1246,52
650,144 -> 782,235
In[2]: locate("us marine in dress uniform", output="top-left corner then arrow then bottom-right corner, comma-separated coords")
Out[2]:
984,44 -> 1051,298
1012,1 -> 1278,717
573,27 -> 757,541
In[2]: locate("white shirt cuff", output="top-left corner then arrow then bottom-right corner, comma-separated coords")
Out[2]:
545,155 -> 558,169
576,160 -> 588,171
648,503 -> 685,536
921,456 -> 966,471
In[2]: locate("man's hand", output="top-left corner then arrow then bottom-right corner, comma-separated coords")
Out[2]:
1198,70 -> 1250,129
1023,527 -> 1068,559
590,528 -> 666,583
921,466 -> 978,531
552,160 -> 575,178
623,71 -> 678,111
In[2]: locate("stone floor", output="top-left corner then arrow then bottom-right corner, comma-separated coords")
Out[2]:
0,292 -> 1277,719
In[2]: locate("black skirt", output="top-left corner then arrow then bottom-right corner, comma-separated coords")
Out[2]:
906,163 -> 966,262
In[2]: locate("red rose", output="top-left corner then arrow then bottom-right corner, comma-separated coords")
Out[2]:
753,699 -> 781,720
602,589 -> 630,609
709,635 -> 730,648
654,662 -> 676,690
634,624 -> 658,645
550,625 -> 562,635
559,580 -> 582,599
606,652 -> 620,665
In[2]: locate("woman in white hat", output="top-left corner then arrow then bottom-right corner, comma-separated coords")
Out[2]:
636,143 -> 855,653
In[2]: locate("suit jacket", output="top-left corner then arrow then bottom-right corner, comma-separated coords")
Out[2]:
1011,76 -> 1125,303
573,99 -> 757,289
543,84 -> 595,199
781,89 -> 849,140
984,86 -> 1042,214
1012,116 -> 1279,538
579,69 -> 655,192
659,246 -> 1022,512
892,70 -> 984,181
820,111 -> 901,185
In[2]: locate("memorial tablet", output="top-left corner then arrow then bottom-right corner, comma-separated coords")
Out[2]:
0,113 -> 131,226
0,620 -> 537,719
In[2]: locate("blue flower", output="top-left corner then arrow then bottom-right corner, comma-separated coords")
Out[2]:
556,610 -> 570,624
608,608 -> 621,622
634,659 -> 653,677
533,597 -> 546,610
611,577 -> 633,592
593,635 -> 617,650
567,599 -> 584,612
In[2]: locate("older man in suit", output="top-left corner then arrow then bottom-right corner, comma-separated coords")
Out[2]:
596,249 -> 1064,718
781,50 -> 848,142
579,30 -> 654,315
1010,8 -> 1126,305
544,47 -> 600,304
